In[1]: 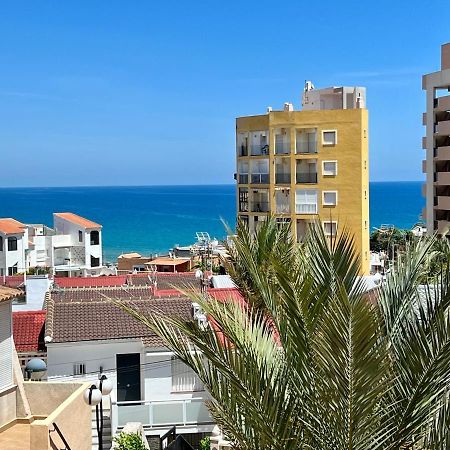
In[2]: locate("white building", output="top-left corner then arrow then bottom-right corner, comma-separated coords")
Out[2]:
44,287 -> 214,446
0,212 -> 104,277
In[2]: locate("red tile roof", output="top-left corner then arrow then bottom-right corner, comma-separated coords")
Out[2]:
54,275 -> 127,288
13,310 -> 46,352
208,288 -> 245,303
54,212 -> 101,229
0,218 -> 26,235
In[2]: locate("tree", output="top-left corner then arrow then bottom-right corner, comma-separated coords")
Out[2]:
117,219 -> 450,449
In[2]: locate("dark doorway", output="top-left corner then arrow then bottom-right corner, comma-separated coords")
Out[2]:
116,353 -> 141,402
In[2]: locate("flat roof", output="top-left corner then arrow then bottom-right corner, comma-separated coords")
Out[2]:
54,212 -> 102,229
0,218 -> 26,235
146,257 -> 191,266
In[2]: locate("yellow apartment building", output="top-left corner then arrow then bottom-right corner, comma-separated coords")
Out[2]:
236,83 -> 370,274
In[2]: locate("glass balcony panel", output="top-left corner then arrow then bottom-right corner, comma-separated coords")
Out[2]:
250,201 -> 270,212
275,142 -> 290,155
238,174 -> 249,184
251,173 -> 270,184
185,401 -> 212,424
296,203 -> 317,214
276,203 -> 290,214
153,403 -> 184,426
296,173 -> 318,184
296,140 -> 317,154
118,404 -> 150,427
275,173 -> 291,184
250,144 -> 270,156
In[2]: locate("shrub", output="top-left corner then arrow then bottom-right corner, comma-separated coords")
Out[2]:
113,431 -> 147,450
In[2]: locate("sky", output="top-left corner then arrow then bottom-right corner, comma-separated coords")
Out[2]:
0,1 -> 448,187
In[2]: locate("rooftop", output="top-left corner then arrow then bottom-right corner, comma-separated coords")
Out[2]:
0,286 -> 23,303
12,310 -> 46,352
0,218 -> 26,235
54,275 -> 127,288
146,257 -> 191,266
53,212 -> 102,229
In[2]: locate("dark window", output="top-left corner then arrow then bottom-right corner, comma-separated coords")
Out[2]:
8,265 -> 18,276
90,230 -> 99,245
7,237 -> 17,251
78,231 -> 83,243
0,236 -> 3,251
90,256 -> 100,267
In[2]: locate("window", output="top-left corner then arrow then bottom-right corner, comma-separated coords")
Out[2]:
323,221 -> 337,236
296,189 -> 318,214
90,256 -> 100,267
323,191 -> 338,206
322,130 -> 337,146
0,236 -> 3,251
73,363 -> 86,376
322,161 -> 337,176
8,265 -> 18,276
7,237 -> 17,251
171,356 -> 203,392
90,230 -> 99,245
78,230 -> 83,243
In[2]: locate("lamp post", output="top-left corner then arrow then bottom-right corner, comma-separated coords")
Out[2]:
83,374 -> 113,450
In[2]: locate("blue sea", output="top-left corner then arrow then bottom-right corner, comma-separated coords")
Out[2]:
0,182 -> 424,262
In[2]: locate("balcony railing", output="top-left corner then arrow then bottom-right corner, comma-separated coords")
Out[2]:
296,173 -> 318,184
238,145 -> 248,157
296,203 -> 318,214
251,173 -> 270,184
115,399 -> 213,428
275,142 -> 290,155
250,201 -> 270,212
239,202 -> 249,212
250,144 -> 269,156
296,141 -> 317,154
238,174 -> 249,184
275,173 -> 291,184
276,203 -> 290,214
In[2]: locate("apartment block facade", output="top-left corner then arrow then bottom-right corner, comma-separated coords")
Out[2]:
423,43 -> 450,234
236,84 -> 370,273
0,212 -> 103,277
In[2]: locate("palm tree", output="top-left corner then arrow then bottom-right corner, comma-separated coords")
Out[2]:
117,219 -> 450,450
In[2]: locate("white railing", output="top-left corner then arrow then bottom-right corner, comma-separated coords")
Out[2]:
296,203 -> 317,214
113,398 -> 213,429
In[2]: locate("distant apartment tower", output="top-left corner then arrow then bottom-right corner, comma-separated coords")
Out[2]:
423,43 -> 450,234
236,83 -> 370,273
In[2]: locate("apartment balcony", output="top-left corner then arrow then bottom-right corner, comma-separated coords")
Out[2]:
435,120 -> 450,136
296,141 -> 317,154
114,398 -> 213,429
237,145 -> 248,157
422,137 -> 427,149
275,173 -> 291,184
250,201 -> 270,213
422,183 -> 427,197
52,235 -> 76,248
435,196 -> 450,210
435,172 -> 450,185
238,174 -> 249,184
239,202 -> 249,212
434,146 -> 450,160
423,112 -> 427,126
250,144 -> 269,156
422,160 -> 427,173
251,173 -> 270,184
434,95 -> 450,112
296,203 -> 318,214
296,173 -> 318,184
274,142 -> 290,155
437,220 -> 450,234
276,203 -> 290,214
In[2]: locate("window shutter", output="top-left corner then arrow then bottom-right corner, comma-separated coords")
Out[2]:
0,301 -> 13,390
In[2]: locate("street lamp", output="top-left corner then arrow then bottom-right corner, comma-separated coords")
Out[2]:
25,358 -> 47,381
84,375 -> 113,450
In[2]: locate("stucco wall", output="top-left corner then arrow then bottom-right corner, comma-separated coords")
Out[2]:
0,386 -> 17,428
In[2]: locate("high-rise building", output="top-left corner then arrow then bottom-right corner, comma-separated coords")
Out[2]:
423,43 -> 450,234
235,83 -> 370,273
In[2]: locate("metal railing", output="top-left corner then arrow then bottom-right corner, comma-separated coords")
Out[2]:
50,422 -> 72,450
296,203 -> 318,214
296,141 -> 317,154
274,142 -> 290,155
250,144 -> 269,156
250,201 -> 270,212
238,174 -> 249,184
251,173 -> 270,184
115,398 -> 213,428
296,173 -> 318,184
275,173 -> 291,184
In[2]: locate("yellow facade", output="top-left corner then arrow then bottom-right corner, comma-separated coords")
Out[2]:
236,108 -> 370,274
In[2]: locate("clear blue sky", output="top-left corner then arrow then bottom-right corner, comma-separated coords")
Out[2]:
0,1 -> 448,187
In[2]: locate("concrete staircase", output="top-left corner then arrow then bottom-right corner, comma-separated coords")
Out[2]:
91,409 -> 112,450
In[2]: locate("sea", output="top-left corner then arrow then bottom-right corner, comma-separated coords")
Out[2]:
0,182 -> 424,263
